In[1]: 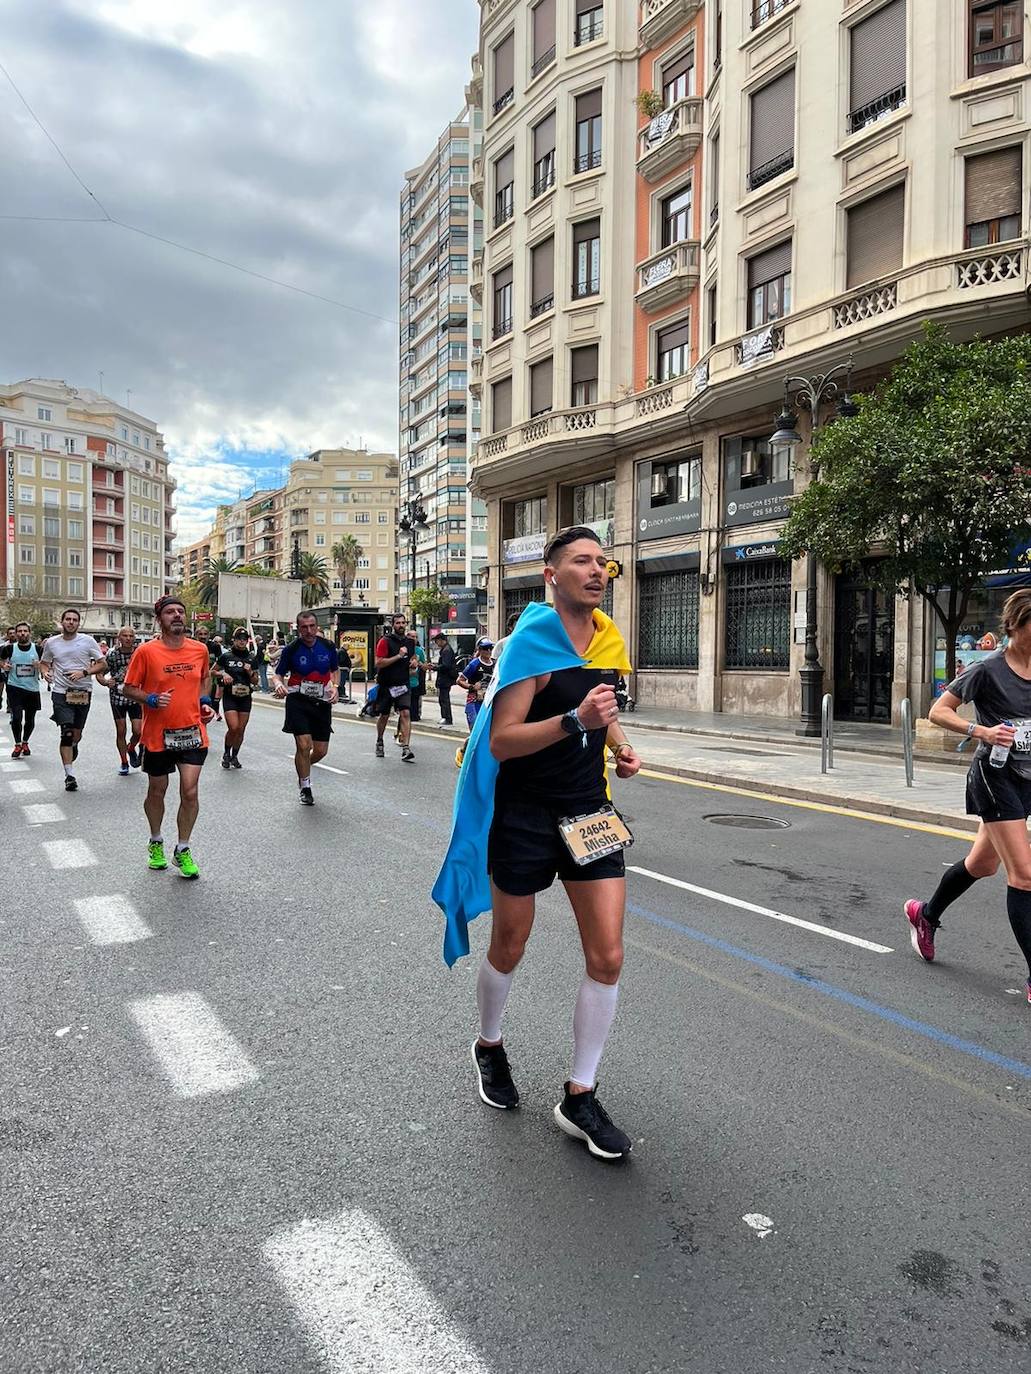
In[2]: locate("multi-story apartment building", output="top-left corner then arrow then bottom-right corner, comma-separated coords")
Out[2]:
182,530 -> 215,584
0,378 -> 177,634
398,108 -> 487,609
471,0 -> 1030,724
247,487 -> 284,572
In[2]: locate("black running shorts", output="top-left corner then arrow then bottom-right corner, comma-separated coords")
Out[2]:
222,690 -> 253,715
143,746 -> 208,776
375,687 -> 411,715
51,692 -> 91,731
488,797 -> 626,896
110,697 -> 142,722
965,757 -> 1031,823
283,693 -> 333,741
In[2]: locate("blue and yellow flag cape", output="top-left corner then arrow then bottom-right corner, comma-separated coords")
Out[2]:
432,600 -> 631,966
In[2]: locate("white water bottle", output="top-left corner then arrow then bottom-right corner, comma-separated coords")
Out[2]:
989,720 -> 1013,769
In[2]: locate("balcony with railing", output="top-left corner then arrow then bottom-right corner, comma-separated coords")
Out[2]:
92,500 -> 125,522
750,0 -> 794,31
635,240 -> 701,312
640,0 -> 703,50
746,148 -> 794,193
955,243 -> 1024,290
91,468 -> 123,490
847,83 -> 906,137
636,97 -> 703,182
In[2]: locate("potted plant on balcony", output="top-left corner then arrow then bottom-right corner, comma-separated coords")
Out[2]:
635,90 -> 665,119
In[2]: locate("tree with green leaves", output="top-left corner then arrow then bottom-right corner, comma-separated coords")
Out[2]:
295,551 -> 331,608
233,563 -> 282,578
780,324 -> 1031,686
409,583 -> 455,631
0,595 -> 60,642
195,556 -> 238,608
330,535 -> 364,600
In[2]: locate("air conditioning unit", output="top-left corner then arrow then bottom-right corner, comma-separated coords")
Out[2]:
650,470 -> 669,499
740,450 -> 762,478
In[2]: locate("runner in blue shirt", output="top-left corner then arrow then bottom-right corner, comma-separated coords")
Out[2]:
270,611 -> 339,806
1,622 -> 41,758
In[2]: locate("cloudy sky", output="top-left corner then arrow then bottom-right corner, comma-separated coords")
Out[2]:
0,0 -> 478,542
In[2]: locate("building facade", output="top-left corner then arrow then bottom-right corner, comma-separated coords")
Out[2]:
0,378 -> 177,634
471,0 -> 1030,722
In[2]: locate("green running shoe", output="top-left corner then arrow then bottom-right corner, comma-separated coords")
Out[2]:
148,840 -> 168,871
173,846 -> 200,880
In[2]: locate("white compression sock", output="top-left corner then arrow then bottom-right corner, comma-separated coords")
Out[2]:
571,976 -> 620,1089
476,957 -> 514,1043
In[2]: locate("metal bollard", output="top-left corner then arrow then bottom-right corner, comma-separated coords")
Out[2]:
901,697 -> 914,787
821,693 -> 834,773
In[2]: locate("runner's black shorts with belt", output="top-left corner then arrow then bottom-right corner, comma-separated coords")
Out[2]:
488,796 -> 626,896
965,757 -> 1031,822
283,693 -> 333,741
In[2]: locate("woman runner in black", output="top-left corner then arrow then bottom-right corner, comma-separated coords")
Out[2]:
217,627 -> 260,768
913,589 -> 1031,1001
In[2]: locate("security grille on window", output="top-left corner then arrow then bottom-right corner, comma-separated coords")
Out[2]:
965,146 -> 1022,247
848,0 -> 906,135
661,185 -> 693,246
573,478 -> 614,524
574,0 -> 603,46
662,48 -> 696,107
492,377 -> 513,434
639,570 -> 699,669
532,0 -> 556,76
724,559 -> 791,669
572,218 -> 601,298
493,33 -> 515,114
571,345 -> 599,407
747,68 -> 795,191
504,584 -> 547,621
529,357 -> 554,417
969,1 -> 1023,75
494,149 -> 514,227
846,182 -> 905,288
656,319 -> 690,382
531,236 -> 555,316
574,90 -> 602,174
492,263 -> 513,338
532,113 -> 557,197
747,240 -> 792,329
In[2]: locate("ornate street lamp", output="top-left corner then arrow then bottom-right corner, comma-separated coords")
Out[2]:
769,358 -> 856,736
398,498 -> 429,637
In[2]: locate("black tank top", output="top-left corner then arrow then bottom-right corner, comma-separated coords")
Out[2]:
377,633 -> 409,689
495,665 -> 618,812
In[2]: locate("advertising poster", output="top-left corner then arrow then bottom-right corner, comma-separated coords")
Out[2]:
338,630 -> 369,676
933,630 -> 1004,695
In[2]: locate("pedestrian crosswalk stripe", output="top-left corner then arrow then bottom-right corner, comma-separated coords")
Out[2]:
42,839 -> 97,869
127,991 -> 259,1098
263,1209 -> 490,1374
73,895 -> 152,945
8,779 -> 45,795
22,803 -> 65,825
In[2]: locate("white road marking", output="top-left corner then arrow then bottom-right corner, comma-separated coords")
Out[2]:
73,895 -> 152,946
263,1209 -> 490,1374
313,762 -> 349,775
54,1026 -> 71,1038
22,803 -> 65,825
742,1213 -> 775,1239
0,760 -> 29,772
127,991 -> 259,1098
628,866 -> 894,954
42,839 -> 98,870
9,778 -> 45,795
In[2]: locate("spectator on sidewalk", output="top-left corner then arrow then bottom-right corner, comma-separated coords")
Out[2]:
433,632 -> 458,726
337,643 -> 353,702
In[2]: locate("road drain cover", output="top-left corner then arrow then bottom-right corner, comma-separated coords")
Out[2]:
704,814 -> 791,830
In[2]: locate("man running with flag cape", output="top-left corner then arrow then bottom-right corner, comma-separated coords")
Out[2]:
431,525 -> 643,1162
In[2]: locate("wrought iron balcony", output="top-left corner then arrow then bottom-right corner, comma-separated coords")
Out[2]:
573,148 -> 602,175
746,149 -> 794,193
492,87 -> 514,116
636,97 -> 703,183
635,240 -> 701,312
531,46 -> 556,78
750,0 -> 793,30
530,293 -> 555,319
847,83 -> 906,136
640,0 -> 703,50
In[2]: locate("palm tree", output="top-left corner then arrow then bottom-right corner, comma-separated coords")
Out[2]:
330,535 -> 363,601
296,551 -> 331,608
196,556 -> 238,608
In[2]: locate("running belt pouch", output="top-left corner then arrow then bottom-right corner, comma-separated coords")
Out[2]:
65,689 -> 89,705
557,805 -> 634,867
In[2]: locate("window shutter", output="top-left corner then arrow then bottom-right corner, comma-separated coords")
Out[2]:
576,88 -> 603,122
494,262 -> 513,293
492,377 -> 512,433
495,149 -> 514,190
750,69 -> 795,173
965,146 -> 1022,224
533,0 -> 556,60
846,183 -> 905,288
747,239 -> 792,290
573,216 -> 600,248
531,237 -> 554,301
534,112 -> 556,160
850,0 -> 906,111
657,319 -> 690,355
494,33 -> 514,95
575,0 -> 598,13
663,48 -> 695,89
530,357 -> 554,415
571,345 -> 598,385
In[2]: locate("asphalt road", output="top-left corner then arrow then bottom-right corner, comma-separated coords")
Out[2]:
2,694 -> 1029,1374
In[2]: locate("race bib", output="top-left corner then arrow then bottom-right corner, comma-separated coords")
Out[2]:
300,681 -> 324,700
388,684 -> 408,699
231,684 -> 251,697
1013,719 -> 1031,753
557,805 -> 634,867
64,689 -> 90,705
15,664 -> 35,678
164,725 -> 202,751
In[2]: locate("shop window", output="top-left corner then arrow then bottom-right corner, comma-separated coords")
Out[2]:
724,558 -> 791,669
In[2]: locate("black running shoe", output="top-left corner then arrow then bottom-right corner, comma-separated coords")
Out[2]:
229,756 -> 242,769
553,1083 -> 632,1160
471,1039 -> 519,1110
64,774 -> 78,792
401,748 -> 415,764
299,786 -> 314,806
221,754 -> 231,769
127,745 -> 141,769
375,740 -> 385,758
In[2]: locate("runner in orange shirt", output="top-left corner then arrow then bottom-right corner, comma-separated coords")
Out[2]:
122,595 -> 214,879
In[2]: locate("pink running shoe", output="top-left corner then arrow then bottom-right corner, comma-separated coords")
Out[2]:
905,899 -> 936,963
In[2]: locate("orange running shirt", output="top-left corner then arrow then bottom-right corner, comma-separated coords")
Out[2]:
123,637 -> 211,753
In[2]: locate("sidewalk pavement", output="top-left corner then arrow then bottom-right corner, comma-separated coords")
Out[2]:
330,684 -> 977,833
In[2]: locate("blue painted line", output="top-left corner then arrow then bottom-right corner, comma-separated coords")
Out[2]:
627,900 -> 1031,1082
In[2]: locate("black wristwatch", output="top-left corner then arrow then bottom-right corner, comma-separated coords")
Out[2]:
561,708 -> 588,747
